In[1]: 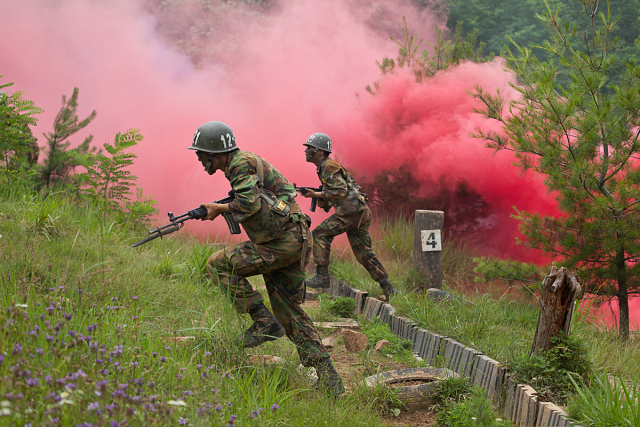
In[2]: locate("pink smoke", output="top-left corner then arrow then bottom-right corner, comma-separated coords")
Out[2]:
1,0 -> 637,328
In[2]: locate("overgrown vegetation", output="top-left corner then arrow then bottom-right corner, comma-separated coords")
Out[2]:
510,335 -> 592,403
434,386 -> 511,427
326,296 -> 357,319
471,0 -> 640,339
360,322 -> 413,356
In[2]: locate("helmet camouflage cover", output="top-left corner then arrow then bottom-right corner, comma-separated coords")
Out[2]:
303,133 -> 332,153
189,121 -> 237,153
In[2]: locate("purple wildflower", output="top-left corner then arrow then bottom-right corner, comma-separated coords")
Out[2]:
178,418 -> 187,425
36,348 -> 44,355
64,313 -> 72,321
271,403 -> 279,411
12,343 -> 22,354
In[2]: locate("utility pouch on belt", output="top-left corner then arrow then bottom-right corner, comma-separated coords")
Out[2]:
243,157 -> 292,244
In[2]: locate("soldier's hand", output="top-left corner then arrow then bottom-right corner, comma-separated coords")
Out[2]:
316,198 -> 326,208
302,190 -> 321,198
199,203 -> 225,221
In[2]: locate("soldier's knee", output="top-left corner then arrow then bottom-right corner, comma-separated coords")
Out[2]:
207,250 -> 229,276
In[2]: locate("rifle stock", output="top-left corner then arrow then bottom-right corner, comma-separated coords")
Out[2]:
131,190 -> 240,248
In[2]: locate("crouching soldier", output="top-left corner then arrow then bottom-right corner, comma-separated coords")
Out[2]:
191,121 -> 344,396
300,133 -> 399,300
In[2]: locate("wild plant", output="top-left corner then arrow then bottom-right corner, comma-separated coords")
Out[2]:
435,386 -> 511,427
326,296 -> 356,318
0,78 -> 43,176
23,192 -> 66,241
510,334 -> 592,404
567,372 -> 640,427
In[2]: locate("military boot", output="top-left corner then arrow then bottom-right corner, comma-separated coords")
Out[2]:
235,304 -> 286,348
378,278 -> 399,301
313,357 -> 345,397
306,265 -> 330,289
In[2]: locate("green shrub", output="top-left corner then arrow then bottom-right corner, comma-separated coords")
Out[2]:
432,375 -> 472,406
360,322 -> 412,354
327,296 -> 356,318
435,386 -> 511,427
511,334 -> 592,404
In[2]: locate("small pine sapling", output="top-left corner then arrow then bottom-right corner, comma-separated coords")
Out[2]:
39,87 -> 97,189
84,128 -> 157,224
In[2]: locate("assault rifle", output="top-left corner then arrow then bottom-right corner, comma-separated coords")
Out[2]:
131,191 -> 240,248
294,183 -> 322,212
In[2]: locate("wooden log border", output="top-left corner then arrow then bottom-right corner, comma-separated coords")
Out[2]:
332,283 -> 582,427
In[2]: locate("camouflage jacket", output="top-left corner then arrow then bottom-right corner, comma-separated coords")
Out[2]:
225,150 -> 301,244
316,157 -> 366,216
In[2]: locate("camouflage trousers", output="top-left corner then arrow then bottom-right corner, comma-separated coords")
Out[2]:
312,206 -> 388,282
207,220 -> 329,365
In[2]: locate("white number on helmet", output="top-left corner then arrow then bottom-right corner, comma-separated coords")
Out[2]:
193,131 -> 201,146
220,134 -> 227,148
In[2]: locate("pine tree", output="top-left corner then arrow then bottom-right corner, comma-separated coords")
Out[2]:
472,0 -> 640,339
40,87 -> 97,188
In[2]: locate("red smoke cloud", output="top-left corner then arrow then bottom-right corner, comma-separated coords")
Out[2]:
2,0 -> 637,328
330,62 -> 559,262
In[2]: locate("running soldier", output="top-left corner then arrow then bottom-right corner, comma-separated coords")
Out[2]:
192,122 -> 344,396
300,133 -> 399,300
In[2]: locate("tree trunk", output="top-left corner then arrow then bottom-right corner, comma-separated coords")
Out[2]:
616,245 -> 630,340
530,266 -> 582,357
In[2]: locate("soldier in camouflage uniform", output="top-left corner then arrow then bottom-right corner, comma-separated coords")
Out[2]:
191,121 -> 344,396
300,133 -> 399,300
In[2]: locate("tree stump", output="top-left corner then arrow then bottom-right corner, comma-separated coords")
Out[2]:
530,266 -> 582,356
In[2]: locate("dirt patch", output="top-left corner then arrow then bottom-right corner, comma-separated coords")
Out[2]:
382,407 -> 438,427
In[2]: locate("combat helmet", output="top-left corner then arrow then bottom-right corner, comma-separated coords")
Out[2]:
304,133 -> 332,153
189,121 -> 237,154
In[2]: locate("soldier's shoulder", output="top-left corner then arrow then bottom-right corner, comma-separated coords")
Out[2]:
324,159 -> 344,173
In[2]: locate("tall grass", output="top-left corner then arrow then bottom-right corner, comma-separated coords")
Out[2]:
0,183 -> 389,426
568,373 -> 640,427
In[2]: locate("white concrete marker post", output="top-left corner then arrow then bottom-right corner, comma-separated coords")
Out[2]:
413,210 -> 444,290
